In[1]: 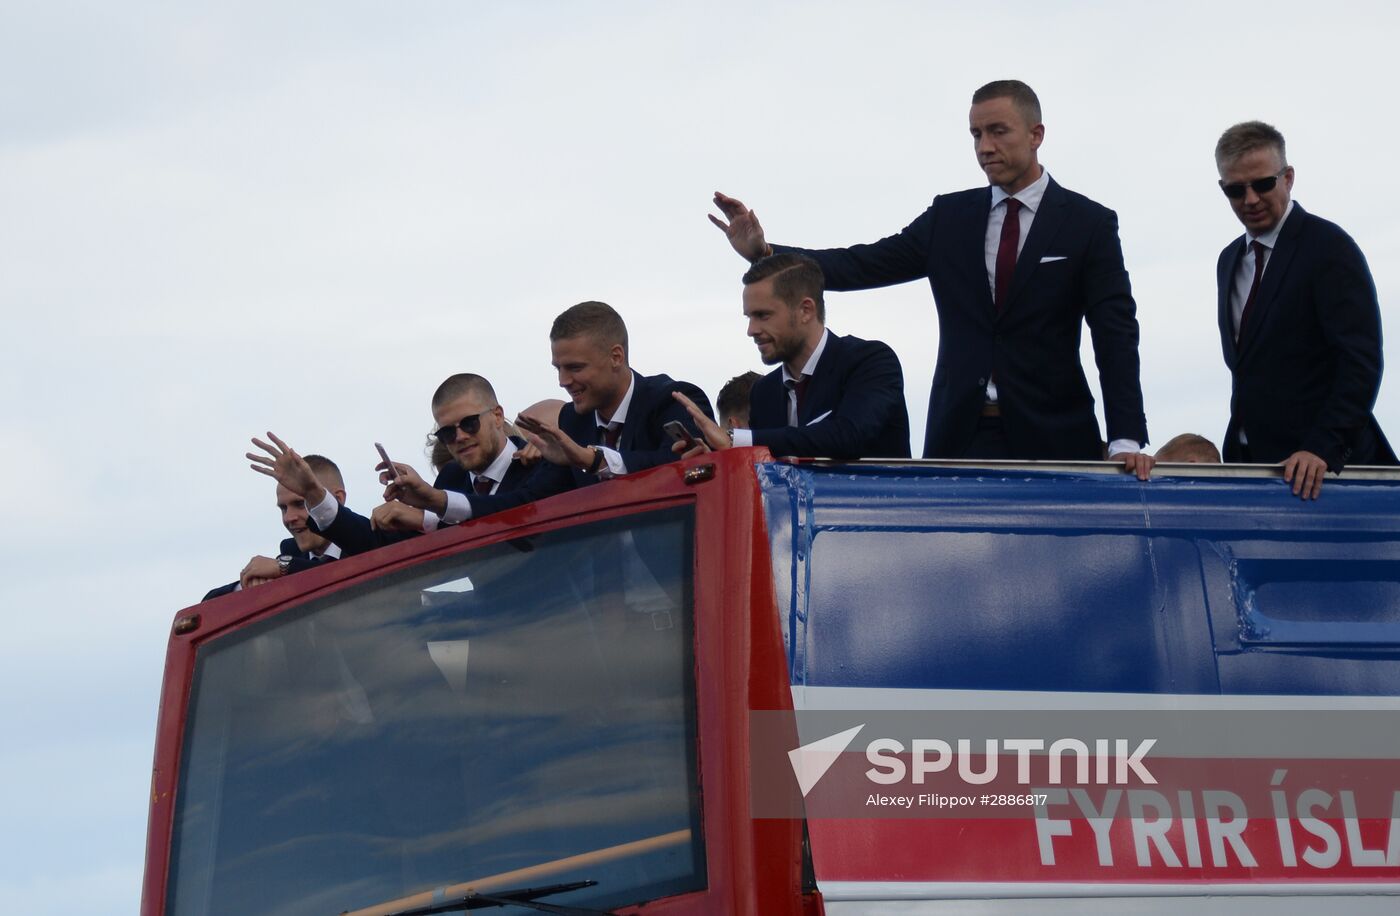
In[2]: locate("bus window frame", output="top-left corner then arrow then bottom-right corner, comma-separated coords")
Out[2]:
142,449 -> 809,916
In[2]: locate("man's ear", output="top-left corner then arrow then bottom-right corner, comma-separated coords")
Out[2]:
798,296 -> 818,323
332,487 -> 348,506
610,343 -> 627,368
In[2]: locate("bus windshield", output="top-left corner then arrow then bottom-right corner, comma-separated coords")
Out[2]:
165,506 -> 705,916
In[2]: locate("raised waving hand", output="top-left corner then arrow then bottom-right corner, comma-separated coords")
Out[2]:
710,191 -> 772,262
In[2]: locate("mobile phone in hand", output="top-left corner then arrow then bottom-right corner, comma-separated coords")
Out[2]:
375,442 -> 400,480
663,420 -> 697,449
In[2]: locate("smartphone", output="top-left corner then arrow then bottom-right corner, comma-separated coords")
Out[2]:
375,442 -> 400,480
663,420 -> 697,449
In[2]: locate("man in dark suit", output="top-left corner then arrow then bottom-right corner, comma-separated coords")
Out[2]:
708,80 -> 1151,478
673,253 -> 910,459
384,301 -> 714,521
357,373 -> 536,547
203,454 -> 345,600
1213,120 -> 1395,499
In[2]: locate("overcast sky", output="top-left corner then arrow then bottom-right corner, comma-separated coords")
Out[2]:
4,2 -> 1400,911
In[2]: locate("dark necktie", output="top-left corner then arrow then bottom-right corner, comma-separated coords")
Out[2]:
1237,240 -> 1267,342
994,198 -> 1022,311
601,423 -> 621,449
784,376 -> 809,426
473,475 -> 493,496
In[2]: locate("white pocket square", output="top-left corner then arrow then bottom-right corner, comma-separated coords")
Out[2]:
1040,255 -> 1067,263
806,410 -> 833,426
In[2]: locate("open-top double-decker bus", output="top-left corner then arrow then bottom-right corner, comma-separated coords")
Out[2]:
144,450 -> 1400,914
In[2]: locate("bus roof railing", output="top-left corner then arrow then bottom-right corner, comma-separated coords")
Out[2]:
779,456 -> 1400,481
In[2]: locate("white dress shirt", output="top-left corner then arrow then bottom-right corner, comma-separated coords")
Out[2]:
982,169 -> 1051,409
985,167 -> 1051,297
1231,199 -> 1294,334
593,372 -> 635,478
434,436 -> 520,529
306,492 -> 355,538
1230,200 -> 1295,447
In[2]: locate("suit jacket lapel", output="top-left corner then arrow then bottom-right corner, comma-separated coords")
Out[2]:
1003,178 -> 1068,314
798,334 -> 841,424
1236,205 -> 1305,358
1218,238 -> 1244,366
498,436 -> 531,492
615,369 -> 644,450
959,188 -> 996,315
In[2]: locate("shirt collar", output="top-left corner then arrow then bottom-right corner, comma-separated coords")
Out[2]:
782,328 -> 831,385
1246,199 -> 1295,249
595,371 -> 636,429
989,167 -> 1051,214
471,436 -> 518,488
315,543 -> 343,561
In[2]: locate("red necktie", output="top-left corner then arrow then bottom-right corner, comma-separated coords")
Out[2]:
473,475 -> 493,495
784,376 -> 809,426
601,424 -> 621,449
994,198 -> 1022,311
1236,240 -> 1267,342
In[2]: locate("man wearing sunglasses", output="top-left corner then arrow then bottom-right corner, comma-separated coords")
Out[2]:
385,301 -> 713,523
708,79 -> 1151,478
367,373 -> 536,538
1214,121 -> 1395,499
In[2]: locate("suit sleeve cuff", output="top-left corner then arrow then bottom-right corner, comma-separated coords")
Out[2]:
307,490 -> 340,530
441,490 -> 472,525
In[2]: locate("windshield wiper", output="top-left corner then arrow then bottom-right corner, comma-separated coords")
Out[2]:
380,879 -> 612,915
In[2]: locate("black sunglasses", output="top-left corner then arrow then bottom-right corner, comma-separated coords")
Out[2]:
433,409 -> 493,444
1219,171 -> 1285,199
